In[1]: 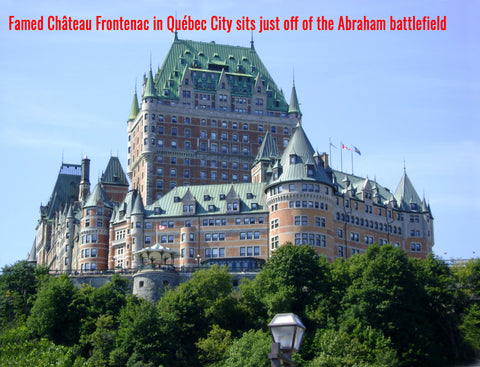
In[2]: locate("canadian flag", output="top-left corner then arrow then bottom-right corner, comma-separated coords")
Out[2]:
341,143 -> 351,151
158,225 -> 166,230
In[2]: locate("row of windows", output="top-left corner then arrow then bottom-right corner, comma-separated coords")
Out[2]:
85,219 -> 104,228
155,156 -> 251,171
239,231 -> 261,240
155,171 -> 250,186
180,247 -> 226,258
293,215 -> 327,228
289,201 -> 329,210
81,234 -> 98,244
294,233 -> 327,247
337,198 -> 406,220
205,233 -> 226,241
85,208 -> 107,216
81,263 -> 97,271
139,112 -> 292,133
81,248 -> 97,258
335,213 -> 402,234
240,246 -> 261,256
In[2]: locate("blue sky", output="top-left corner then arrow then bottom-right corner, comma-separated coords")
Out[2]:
1,0 -> 478,269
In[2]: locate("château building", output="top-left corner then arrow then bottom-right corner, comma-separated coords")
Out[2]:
30,36 -> 434,273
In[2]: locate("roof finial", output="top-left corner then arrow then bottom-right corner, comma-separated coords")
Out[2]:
403,159 -> 406,173
293,68 -> 295,86
149,52 -> 152,70
250,30 -> 254,49
174,11 -> 178,41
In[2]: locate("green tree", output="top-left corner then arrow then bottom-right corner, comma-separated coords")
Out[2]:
110,296 -> 162,367
0,261 -> 49,326
196,324 -> 232,366
26,274 -> 79,346
0,325 -> 75,366
157,266 -> 240,367
222,329 -> 271,367
307,326 -> 398,367
460,303 -> 480,356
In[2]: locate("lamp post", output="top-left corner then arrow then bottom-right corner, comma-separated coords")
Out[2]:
196,253 -> 202,269
268,313 -> 306,367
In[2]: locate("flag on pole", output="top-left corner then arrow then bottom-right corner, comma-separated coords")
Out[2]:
158,225 -> 166,230
341,143 -> 351,151
353,146 -> 361,155
329,138 -> 337,149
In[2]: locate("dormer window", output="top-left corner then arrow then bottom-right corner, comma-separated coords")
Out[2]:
307,165 -> 314,177
208,205 -> 215,212
247,193 -> 253,199
174,196 -> 180,203
204,195 -> 210,201
290,154 -> 296,164
185,78 -> 189,85
219,194 -> 226,200
154,207 -> 161,214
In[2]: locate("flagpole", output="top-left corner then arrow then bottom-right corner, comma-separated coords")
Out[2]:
351,149 -> 354,175
340,142 -> 343,172
329,138 -> 332,167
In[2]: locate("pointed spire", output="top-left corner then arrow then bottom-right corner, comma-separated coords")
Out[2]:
250,31 -> 255,50
255,131 -> 281,163
128,86 -> 140,121
66,204 -> 74,219
143,65 -> 156,99
394,171 -> 422,211
132,191 -> 145,216
288,79 -> 301,116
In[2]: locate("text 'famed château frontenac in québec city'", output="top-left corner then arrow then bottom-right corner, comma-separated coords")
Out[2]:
29,35 -> 434,283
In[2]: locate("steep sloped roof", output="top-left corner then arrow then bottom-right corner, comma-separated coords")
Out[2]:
101,157 -> 129,186
145,37 -> 288,111
145,183 -> 266,217
394,172 -> 422,211
131,191 -> 146,215
255,131 -> 281,163
84,183 -> 111,208
288,82 -> 301,115
128,90 -> 140,121
268,123 -> 332,186
44,163 -> 82,219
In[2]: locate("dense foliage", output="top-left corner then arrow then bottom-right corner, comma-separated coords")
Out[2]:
1,246 -> 479,366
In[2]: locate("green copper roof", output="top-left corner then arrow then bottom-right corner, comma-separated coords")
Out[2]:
131,191 -> 146,215
255,131 -> 281,163
333,172 -> 395,205
101,157 -> 129,186
394,172 -> 423,211
143,67 -> 157,99
145,37 -> 288,111
84,183 -> 110,208
268,124 -> 331,186
128,91 -> 140,121
43,163 -> 82,220
144,183 -> 266,218
288,82 -> 301,115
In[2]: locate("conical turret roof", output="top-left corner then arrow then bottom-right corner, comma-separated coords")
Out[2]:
128,90 -> 140,121
288,82 -> 301,116
394,172 -> 422,211
143,67 -> 157,99
255,131 -> 281,163
131,191 -> 145,216
267,123 -> 331,186
84,183 -> 110,208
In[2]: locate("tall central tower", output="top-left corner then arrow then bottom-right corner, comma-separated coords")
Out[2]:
127,36 -> 301,205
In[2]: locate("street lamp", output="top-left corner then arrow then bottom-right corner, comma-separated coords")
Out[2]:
268,313 -> 306,366
196,253 -> 202,269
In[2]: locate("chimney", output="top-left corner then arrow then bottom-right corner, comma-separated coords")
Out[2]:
79,156 -> 91,202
